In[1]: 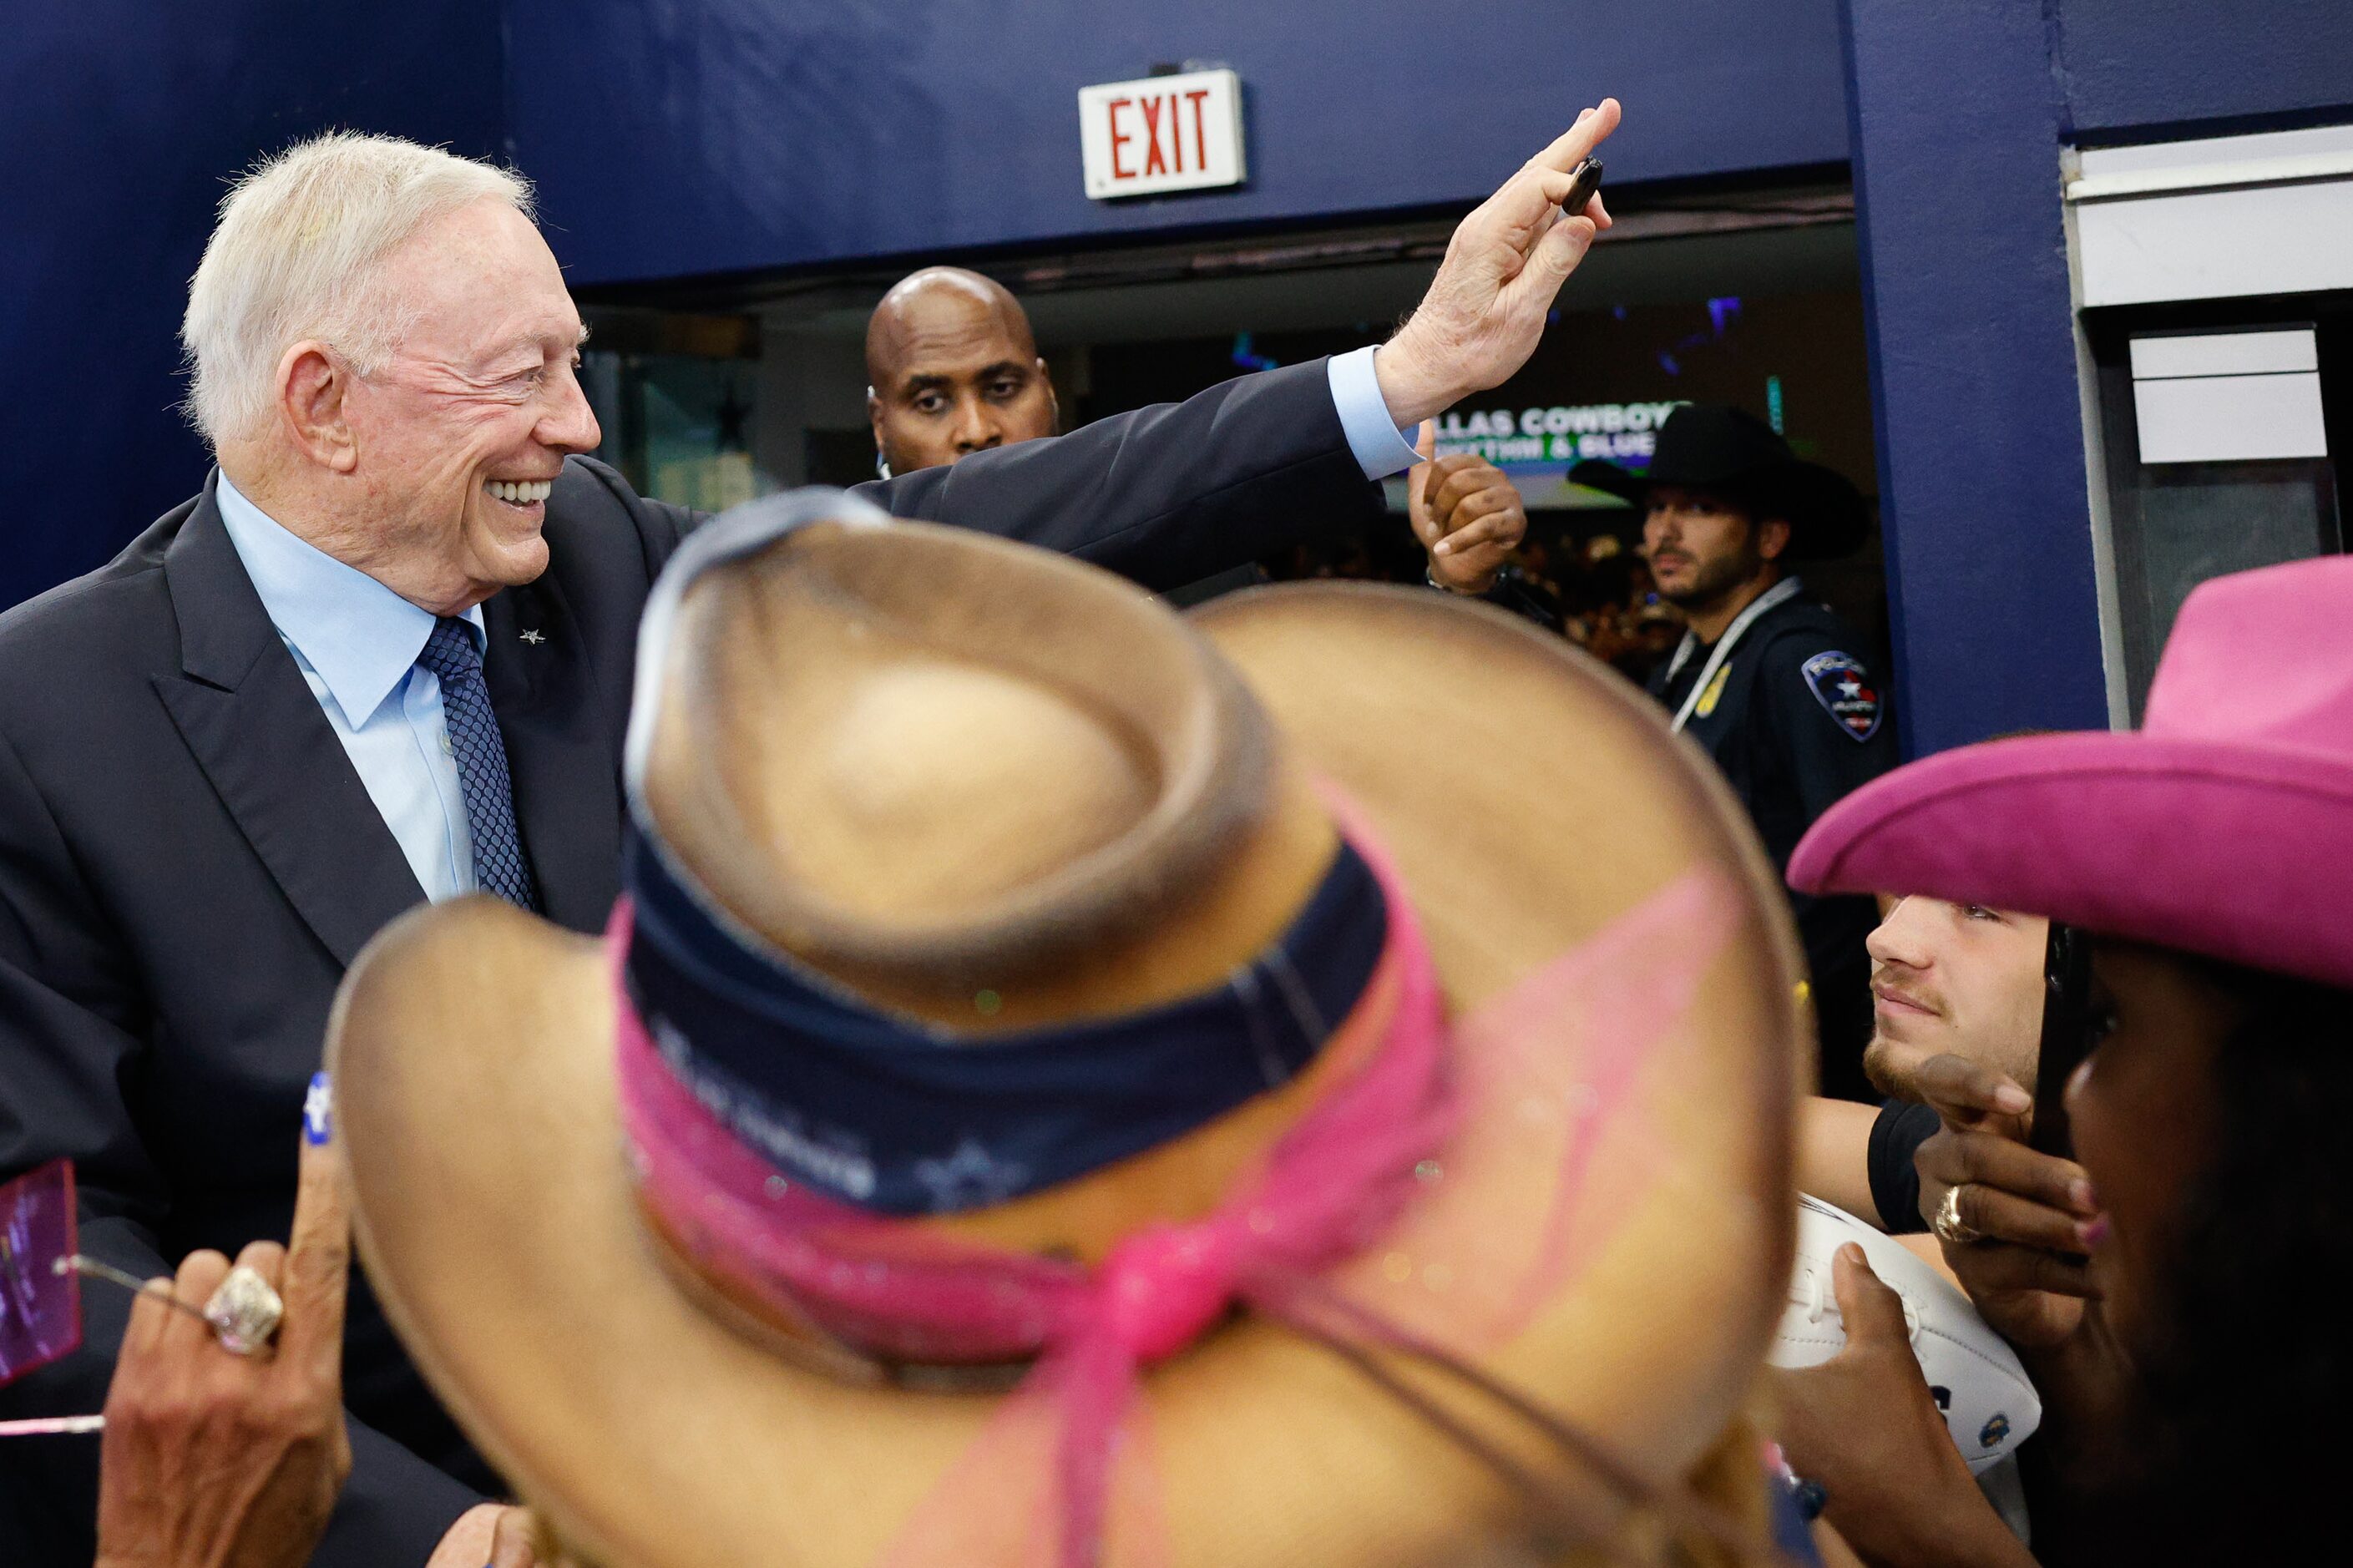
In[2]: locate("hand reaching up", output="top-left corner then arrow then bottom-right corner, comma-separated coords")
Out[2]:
1376,100 -> 1620,427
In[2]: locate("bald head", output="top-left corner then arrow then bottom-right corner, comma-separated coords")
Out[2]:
867,268 -> 1056,476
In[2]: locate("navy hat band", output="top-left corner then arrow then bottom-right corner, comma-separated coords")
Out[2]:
622,824 -> 1388,1216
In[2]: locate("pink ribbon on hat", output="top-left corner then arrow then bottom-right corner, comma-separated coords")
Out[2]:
612,793 -> 1738,1568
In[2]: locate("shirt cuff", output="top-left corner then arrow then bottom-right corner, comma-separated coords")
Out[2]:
1325,346 -> 1426,480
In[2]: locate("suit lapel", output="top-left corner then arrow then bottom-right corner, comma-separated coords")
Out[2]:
483,574 -> 623,933
154,477 -> 426,969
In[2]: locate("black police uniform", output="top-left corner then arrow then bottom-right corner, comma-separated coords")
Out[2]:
1648,577 -> 1895,1100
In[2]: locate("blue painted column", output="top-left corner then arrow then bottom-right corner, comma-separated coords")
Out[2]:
1839,0 -> 2111,755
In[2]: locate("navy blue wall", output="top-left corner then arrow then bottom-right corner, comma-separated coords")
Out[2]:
2056,0 -> 2353,137
0,6 -> 503,611
503,0 -> 1853,285
1839,0 -> 2108,755
1842,0 -> 2353,756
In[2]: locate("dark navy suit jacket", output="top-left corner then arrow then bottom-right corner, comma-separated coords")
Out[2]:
0,361 -> 1380,1565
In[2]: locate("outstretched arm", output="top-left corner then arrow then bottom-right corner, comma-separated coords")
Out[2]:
858,104 -> 1623,589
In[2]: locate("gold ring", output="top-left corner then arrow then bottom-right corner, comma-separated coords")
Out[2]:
1931,1184 -> 1985,1247
200,1265 -> 285,1356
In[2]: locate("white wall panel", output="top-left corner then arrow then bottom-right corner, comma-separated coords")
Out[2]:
2077,180 -> 2353,306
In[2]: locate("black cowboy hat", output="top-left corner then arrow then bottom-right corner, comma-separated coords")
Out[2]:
1569,404 -> 1869,559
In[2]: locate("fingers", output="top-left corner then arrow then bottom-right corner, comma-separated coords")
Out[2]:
1521,201 -> 1602,303
488,1505 -> 540,1568
1829,1245 -> 1911,1353
1953,1241 -> 2098,1301
1414,419 -> 1436,463
1917,1125 -> 2096,1267
1416,454 -> 1494,550
1424,457 -> 1516,525
120,1274 -> 179,1366
230,1238 -> 288,1296
1522,99 -> 1623,180
1430,488 -> 1525,558
1946,1129 -> 2096,1219
1915,1052 -> 2032,1129
1529,168 -> 1615,232
428,1503 -> 509,1568
1469,99 -> 1622,267
1951,1181 -> 2087,1257
280,1072 -> 352,1382
1407,469 -> 1437,544
161,1248 -> 232,1356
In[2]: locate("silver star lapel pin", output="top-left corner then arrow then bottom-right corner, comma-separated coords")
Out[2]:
519,629 -> 545,645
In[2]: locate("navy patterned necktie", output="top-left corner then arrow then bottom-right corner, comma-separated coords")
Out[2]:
415,617 -> 541,911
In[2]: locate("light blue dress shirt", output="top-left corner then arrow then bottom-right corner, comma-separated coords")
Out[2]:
214,475 -> 484,902
1324,346 -> 1429,478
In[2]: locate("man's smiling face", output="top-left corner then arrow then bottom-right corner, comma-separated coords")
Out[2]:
337,199 -> 600,614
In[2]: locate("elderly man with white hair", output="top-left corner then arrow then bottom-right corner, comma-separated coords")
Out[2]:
0,109 -> 1620,1566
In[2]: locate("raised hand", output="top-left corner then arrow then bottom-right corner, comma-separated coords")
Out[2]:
95,1074 -> 353,1568
1409,423 -> 1529,594
1375,100 -> 1620,427
1910,1053 -> 2098,1349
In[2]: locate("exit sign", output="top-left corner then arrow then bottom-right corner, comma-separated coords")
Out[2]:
1078,69 -> 1245,200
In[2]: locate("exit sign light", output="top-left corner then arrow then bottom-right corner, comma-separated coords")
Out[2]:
1079,68 -> 1246,200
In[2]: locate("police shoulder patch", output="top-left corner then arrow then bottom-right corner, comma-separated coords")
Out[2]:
1800,650 -> 1883,741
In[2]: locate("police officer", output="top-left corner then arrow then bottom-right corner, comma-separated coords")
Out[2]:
1572,405 -> 1895,1101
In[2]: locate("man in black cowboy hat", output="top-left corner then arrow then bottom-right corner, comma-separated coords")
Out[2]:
1571,403 -> 1895,1101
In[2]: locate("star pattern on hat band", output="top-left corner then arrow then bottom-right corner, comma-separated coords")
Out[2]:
913,1140 -> 1030,1213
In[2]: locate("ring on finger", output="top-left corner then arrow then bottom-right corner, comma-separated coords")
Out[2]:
1932,1184 -> 1986,1247
200,1265 -> 285,1356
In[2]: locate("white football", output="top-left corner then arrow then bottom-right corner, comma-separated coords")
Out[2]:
1770,1196 -> 2042,1474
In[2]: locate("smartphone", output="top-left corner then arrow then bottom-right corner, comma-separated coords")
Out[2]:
1561,157 -> 1604,218
2030,921 -> 2093,1157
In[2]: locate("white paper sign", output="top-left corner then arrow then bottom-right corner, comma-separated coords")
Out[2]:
1078,69 -> 1245,200
2131,329 -> 2328,463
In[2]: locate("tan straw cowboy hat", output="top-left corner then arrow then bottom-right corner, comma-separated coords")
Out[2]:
328,490 -> 1806,1568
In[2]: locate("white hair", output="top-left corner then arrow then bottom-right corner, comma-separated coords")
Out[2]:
180,132 -> 535,445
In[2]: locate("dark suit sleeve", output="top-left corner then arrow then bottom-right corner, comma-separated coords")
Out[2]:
0,731 -> 478,1567
853,358 -> 1383,590
570,455 -> 697,572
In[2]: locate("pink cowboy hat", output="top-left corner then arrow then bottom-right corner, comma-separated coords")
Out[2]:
1789,554 -> 2353,989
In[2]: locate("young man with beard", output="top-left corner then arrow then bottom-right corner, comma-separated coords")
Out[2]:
1571,405 -> 1896,1100
1801,895 -> 2050,1230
